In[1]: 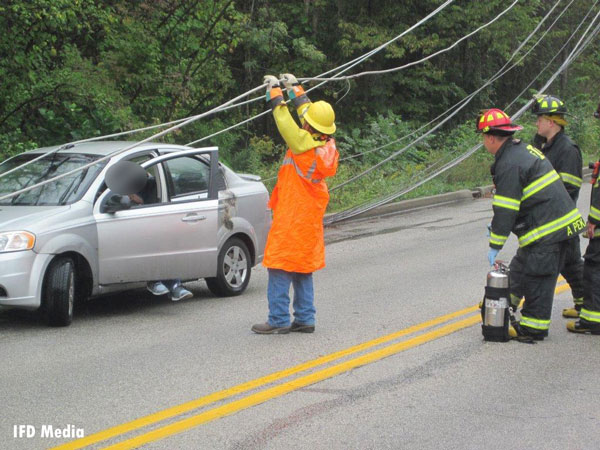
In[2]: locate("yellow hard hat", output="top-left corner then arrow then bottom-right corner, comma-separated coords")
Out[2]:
304,101 -> 336,135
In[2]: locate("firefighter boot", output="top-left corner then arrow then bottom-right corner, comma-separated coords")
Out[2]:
566,320 -> 600,335
562,299 -> 582,318
508,321 -> 545,343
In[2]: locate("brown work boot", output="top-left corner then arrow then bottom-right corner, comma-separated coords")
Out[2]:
251,322 -> 290,334
290,322 -> 315,333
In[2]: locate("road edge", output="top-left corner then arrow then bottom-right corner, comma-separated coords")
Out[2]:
325,166 -> 593,226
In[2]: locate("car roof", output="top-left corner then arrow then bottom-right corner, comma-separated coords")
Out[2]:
25,141 -> 193,157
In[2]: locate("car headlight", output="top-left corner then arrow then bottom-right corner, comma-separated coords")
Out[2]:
0,231 -> 36,253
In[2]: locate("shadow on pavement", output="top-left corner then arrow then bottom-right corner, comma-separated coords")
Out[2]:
0,281 -> 211,330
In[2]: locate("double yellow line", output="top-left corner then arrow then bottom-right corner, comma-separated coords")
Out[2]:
54,277 -> 570,449
52,306 -> 480,450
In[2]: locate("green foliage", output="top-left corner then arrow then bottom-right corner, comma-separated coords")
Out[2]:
1,0 -> 599,214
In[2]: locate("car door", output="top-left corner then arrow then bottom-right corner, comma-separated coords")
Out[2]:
94,148 -> 219,284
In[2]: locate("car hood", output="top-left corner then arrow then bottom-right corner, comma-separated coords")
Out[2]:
0,205 -> 71,231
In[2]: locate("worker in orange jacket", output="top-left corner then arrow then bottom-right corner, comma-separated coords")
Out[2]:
252,73 -> 339,334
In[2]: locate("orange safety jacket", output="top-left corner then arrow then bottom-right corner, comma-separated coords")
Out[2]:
263,107 -> 339,273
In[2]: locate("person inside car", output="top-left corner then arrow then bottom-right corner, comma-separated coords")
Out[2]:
129,174 -> 194,302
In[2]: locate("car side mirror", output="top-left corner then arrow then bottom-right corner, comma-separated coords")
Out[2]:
100,193 -> 131,214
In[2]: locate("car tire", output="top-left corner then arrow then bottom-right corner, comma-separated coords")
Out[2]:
206,237 -> 251,297
43,256 -> 76,327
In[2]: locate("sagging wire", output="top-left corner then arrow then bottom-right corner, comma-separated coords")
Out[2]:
188,0 -> 515,147
334,79 -> 352,105
0,84 -> 267,202
221,0 -> 574,184
202,0 -> 534,181
0,83 -> 269,182
186,0 -> 457,147
325,3 -> 600,224
506,0 -> 600,112
328,0 -> 570,193
0,0 -> 573,200
333,0 -> 576,171
0,1 -> 456,199
302,0 -> 520,82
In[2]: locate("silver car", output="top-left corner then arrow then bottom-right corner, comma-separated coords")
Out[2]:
0,141 -> 271,326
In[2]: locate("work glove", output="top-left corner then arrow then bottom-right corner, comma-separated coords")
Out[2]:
280,73 -> 298,88
280,73 -> 309,107
488,248 -> 499,266
264,74 -> 279,90
486,222 -> 492,237
264,75 -> 284,109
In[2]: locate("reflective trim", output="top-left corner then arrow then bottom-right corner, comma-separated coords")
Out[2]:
580,308 -> 600,323
573,297 -> 583,306
589,206 -> 600,222
282,157 -> 322,184
306,161 -> 317,179
520,315 -> 551,330
492,195 -> 520,211
521,170 -> 560,201
560,172 -> 582,188
518,209 -> 582,247
489,232 -> 508,246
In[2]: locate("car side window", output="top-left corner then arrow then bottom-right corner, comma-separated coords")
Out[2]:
128,154 -> 162,207
164,156 -> 211,200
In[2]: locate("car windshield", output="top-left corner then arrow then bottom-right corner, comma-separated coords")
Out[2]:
0,152 -> 106,206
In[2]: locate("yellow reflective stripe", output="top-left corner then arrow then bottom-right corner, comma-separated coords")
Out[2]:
518,209 -> 582,247
589,206 -> 600,222
521,170 -> 560,201
580,308 -> 600,323
520,315 -> 551,330
492,195 -> 520,211
560,172 -> 582,188
489,232 -> 508,246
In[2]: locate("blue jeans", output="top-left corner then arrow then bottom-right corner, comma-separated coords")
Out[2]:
162,280 -> 181,290
267,269 -> 315,328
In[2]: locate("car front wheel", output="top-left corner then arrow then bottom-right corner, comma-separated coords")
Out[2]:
43,256 -> 75,327
206,237 -> 251,297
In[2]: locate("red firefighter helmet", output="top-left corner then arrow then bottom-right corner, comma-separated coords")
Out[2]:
476,108 -> 523,135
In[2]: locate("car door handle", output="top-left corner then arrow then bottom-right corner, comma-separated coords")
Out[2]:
181,214 -> 207,223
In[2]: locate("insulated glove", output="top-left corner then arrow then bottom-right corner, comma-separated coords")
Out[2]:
280,73 -> 309,106
264,75 -> 280,90
488,248 -> 499,266
280,73 -> 298,88
264,75 -> 283,109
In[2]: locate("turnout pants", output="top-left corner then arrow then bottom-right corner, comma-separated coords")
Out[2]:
509,240 -> 569,336
581,239 -> 600,327
560,234 -> 584,303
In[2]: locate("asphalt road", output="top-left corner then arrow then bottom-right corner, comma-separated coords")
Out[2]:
1,183 -> 599,450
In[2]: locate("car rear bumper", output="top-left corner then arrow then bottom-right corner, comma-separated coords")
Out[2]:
0,251 -> 51,310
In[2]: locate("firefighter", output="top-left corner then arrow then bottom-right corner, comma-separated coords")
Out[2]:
567,100 -> 600,335
251,73 -> 339,334
478,108 -> 585,341
530,95 -> 585,319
